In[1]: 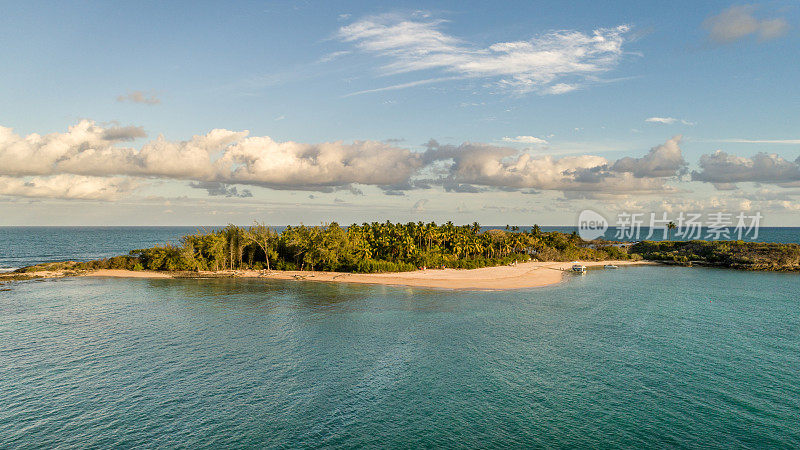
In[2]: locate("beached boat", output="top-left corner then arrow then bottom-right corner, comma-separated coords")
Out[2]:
571,264 -> 586,274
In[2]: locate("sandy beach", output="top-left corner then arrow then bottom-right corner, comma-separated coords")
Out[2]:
66,260 -> 651,290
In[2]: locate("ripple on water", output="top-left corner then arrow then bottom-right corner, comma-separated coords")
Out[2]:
0,268 -> 799,447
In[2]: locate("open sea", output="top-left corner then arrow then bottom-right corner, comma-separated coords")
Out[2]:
1,227 -> 799,447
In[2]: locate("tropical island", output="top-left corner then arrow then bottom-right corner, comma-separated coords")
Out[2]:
4,221 -> 799,289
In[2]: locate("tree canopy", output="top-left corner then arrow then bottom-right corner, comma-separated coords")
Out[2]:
77,221 -> 632,273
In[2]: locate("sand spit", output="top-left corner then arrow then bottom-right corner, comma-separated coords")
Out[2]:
1,260 -> 653,291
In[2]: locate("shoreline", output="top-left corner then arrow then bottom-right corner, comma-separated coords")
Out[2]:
2,260 -> 654,291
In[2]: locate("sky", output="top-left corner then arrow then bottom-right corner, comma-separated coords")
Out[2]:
1,0 -> 799,226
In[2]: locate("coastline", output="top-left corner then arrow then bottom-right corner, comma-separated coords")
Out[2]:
2,260 -> 653,291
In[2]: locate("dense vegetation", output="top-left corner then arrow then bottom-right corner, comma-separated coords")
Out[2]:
17,222 -> 631,274
12,223 -> 799,275
631,240 -> 800,271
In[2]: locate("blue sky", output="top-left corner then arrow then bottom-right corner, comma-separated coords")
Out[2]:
1,0 -> 799,225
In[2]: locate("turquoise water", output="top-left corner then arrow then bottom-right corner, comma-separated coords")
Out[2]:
1,266 -> 798,447
1,226 -> 798,270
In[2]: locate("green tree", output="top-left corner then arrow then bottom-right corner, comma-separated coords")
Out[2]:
246,222 -> 278,271
667,221 -> 677,240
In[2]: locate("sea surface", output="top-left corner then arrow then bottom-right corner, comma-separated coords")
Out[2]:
1,226 -> 798,270
1,266 -> 798,447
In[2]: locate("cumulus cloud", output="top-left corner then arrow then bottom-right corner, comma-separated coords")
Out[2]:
0,175 -> 135,200
0,121 -> 691,201
217,137 -> 422,190
501,135 -> 548,145
117,90 -> 161,105
422,137 -> 685,195
611,135 -> 687,178
338,14 -> 631,95
0,120 -> 421,190
703,5 -> 789,44
0,121 -> 246,179
692,151 -> 800,187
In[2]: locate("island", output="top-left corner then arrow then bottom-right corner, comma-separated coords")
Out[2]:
3,222 -> 798,290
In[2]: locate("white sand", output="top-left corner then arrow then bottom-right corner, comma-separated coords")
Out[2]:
78,260 -> 651,290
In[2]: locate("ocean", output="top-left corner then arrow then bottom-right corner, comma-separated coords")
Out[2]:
1,266 -> 798,447
1,226 -> 798,271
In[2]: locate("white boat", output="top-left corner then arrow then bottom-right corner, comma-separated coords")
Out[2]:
604,264 -> 618,269
571,264 -> 586,274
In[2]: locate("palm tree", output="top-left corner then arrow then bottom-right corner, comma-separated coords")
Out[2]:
471,222 -> 481,235
667,221 -> 677,240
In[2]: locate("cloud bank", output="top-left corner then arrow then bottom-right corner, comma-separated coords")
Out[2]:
0,175 -> 135,201
0,120 -> 421,193
692,151 -> 800,187
422,136 -> 685,196
6,121 -> 795,203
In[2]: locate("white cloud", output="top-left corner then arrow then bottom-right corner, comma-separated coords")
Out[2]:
543,83 -> 578,95
645,117 -> 694,125
217,136 -> 423,190
703,5 -> 789,44
338,14 -> 631,95
692,150 -> 800,187
342,76 -> 462,97
0,121 -> 694,201
501,135 -> 548,145
0,175 -> 135,200
0,120 -> 422,193
423,137 -> 686,195
611,135 -> 687,178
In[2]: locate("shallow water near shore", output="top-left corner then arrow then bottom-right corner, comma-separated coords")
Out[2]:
1,266 -> 799,447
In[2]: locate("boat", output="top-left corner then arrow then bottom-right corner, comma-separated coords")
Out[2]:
571,264 -> 586,274
604,264 -> 618,269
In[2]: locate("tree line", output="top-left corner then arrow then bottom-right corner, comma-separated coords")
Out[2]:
631,240 -> 800,271
15,221 -> 800,274
89,221 -> 627,273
